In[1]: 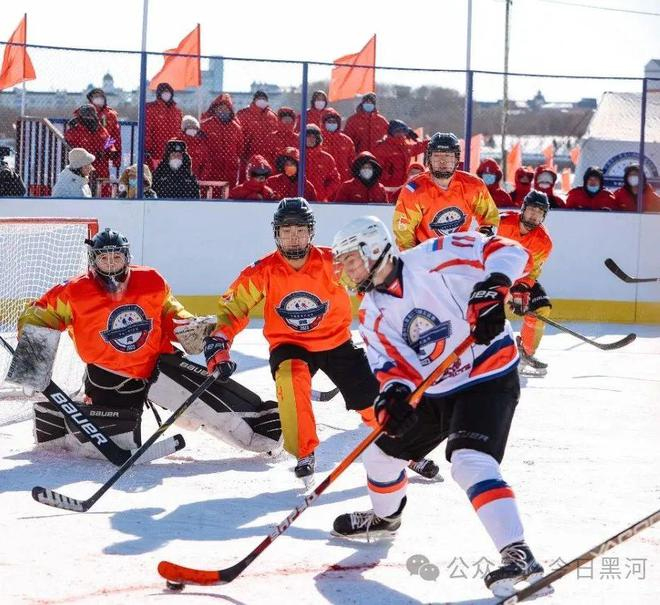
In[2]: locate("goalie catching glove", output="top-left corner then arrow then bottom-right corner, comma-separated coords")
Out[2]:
203,334 -> 236,382
173,315 -> 217,355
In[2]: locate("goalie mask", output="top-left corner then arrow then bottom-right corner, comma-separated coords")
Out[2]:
332,216 -> 395,294
272,197 -> 315,260
86,228 -> 131,293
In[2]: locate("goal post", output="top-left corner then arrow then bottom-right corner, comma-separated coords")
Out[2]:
0,217 -> 99,394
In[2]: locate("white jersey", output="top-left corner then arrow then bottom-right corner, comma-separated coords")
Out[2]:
359,232 -> 531,396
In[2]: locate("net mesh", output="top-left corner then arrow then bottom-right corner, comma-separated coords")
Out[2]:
0,219 -> 97,397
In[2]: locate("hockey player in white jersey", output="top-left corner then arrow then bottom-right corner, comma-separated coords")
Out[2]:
331,216 -> 547,598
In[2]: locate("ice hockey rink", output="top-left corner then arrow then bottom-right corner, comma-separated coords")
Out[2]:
1,321 -> 658,605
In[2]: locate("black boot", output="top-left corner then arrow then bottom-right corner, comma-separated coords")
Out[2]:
484,541 -> 545,597
294,453 -> 315,478
332,497 -> 407,539
408,457 -> 440,479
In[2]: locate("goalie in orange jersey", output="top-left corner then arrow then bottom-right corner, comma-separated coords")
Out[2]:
497,191 -> 554,376
203,198 -> 439,481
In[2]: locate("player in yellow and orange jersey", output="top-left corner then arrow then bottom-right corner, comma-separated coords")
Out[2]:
393,132 -> 499,251
203,198 -> 440,482
498,191 -> 554,376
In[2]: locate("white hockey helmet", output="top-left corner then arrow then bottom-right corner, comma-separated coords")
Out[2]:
332,215 -> 396,293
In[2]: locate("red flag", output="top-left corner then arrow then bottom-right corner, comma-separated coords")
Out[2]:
328,35 -> 376,103
149,25 -> 201,91
0,14 -> 36,91
506,142 -> 522,186
569,145 -> 581,166
470,133 -> 482,174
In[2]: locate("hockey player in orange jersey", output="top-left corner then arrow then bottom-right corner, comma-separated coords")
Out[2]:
498,191 -> 554,375
203,198 -> 439,481
393,132 -> 499,250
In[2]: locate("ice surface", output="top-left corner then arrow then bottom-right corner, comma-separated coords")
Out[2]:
0,322 -> 658,604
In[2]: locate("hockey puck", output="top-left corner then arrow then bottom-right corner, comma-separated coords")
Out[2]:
166,580 -> 185,591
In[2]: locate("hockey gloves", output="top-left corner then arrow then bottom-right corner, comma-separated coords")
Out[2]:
467,272 -> 512,345
203,335 -> 236,382
509,282 -> 531,316
374,382 -> 417,437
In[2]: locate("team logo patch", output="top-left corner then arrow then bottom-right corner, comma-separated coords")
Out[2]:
276,292 -> 329,332
100,305 -> 153,352
429,206 -> 466,235
402,308 -> 451,366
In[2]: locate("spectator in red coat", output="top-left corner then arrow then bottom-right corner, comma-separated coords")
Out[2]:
566,166 -> 615,210
407,162 -> 425,179
613,164 -> 660,212
179,115 -> 210,181
476,158 -> 513,208
64,104 -> 116,196
295,90 -> 331,130
534,165 -> 565,208
229,154 -> 275,200
86,88 -> 121,172
510,166 -> 533,207
145,83 -> 183,170
201,93 -> 245,191
304,124 -> 341,202
236,90 -> 278,179
343,92 -> 389,154
321,109 -> 356,182
334,151 -> 387,203
263,107 -> 299,167
373,120 -> 428,193
266,147 -> 317,200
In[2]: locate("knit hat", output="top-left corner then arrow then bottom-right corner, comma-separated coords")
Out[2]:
181,115 -> 200,130
68,147 -> 95,169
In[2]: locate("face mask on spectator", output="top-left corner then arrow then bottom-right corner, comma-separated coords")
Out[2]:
91,96 -> 105,108
281,115 -> 294,126
359,166 -> 374,180
482,174 -> 497,186
325,122 -> 339,132
586,184 -> 600,194
169,158 -> 182,171
216,109 -> 232,123
284,164 -> 297,177
255,99 -> 268,109
362,102 -> 375,113
128,178 -> 138,188
627,175 -> 639,187
160,92 -> 172,102
185,128 -> 198,137
314,100 -> 326,110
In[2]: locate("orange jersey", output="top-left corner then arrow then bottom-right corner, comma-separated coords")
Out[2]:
18,266 -> 191,379
497,211 -> 553,286
214,246 -> 352,352
393,170 -> 499,250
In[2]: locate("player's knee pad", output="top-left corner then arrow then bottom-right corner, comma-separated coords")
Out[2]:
450,448 -> 502,492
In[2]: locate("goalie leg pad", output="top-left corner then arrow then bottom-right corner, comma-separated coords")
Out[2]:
33,400 -> 67,448
7,325 -> 61,392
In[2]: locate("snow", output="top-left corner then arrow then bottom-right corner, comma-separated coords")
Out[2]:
1,322 -> 658,605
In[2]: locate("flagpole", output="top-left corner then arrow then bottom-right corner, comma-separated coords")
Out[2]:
137,0 -> 149,200
21,13 -> 28,117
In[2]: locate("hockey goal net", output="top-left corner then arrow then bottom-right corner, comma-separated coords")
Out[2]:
0,217 -> 99,397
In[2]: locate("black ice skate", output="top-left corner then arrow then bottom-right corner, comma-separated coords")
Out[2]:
484,541 -> 551,598
516,336 -> 548,377
408,457 -> 442,480
332,497 -> 406,540
294,453 -> 315,478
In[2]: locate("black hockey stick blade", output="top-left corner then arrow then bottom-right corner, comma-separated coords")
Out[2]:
497,508 -> 660,603
311,387 -> 340,402
604,258 -> 660,284
31,434 -> 186,512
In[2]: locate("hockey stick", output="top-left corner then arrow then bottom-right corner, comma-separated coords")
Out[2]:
498,508 -> 660,604
528,312 -> 636,351
158,335 -> 474,589
604,258 -> 660,284
311,387 -> 339,402
1,335 -> 132,466
31,369 -> 220,513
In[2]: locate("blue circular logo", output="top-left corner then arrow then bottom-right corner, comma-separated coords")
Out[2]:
602,152 -> 658,188
402,309 -> 451,366
429,206 -> 466,235
100,305 -> 153,352
276,292 -> 329,332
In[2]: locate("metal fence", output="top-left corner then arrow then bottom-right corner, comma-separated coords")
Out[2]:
0,40 -> 658,211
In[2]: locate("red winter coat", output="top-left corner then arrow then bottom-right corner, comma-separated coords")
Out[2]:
533,165 -> 565,208
295,91 -> 332,130
228,179 -> 276,200
94,105 -> 121,168
565,186 -> 615,210
266,173 -> 317,201
476,158 -> 513,208
236,102 -> 278,168
510,167 -> 533,207
64,117 -> 115,179
334,152 -> 387,203
263,126 -> 298,167
373,135 -> 428,189
202,94 -> 245,186
613,184 -> 660,212
179,131 -> 211,181
343,101 -> 389,154
305,146 -> 341,202
145,98 -> 183,167
320,111 -> 355,182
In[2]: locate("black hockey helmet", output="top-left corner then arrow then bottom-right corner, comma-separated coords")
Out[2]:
85,227 -> 131,293
521,190 -> 550,230
272,198 -> 315,260
425,132 -> 461,179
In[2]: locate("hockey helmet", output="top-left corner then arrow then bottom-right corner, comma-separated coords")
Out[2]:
272,198 -> 315,260
85,227 -> 131,293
